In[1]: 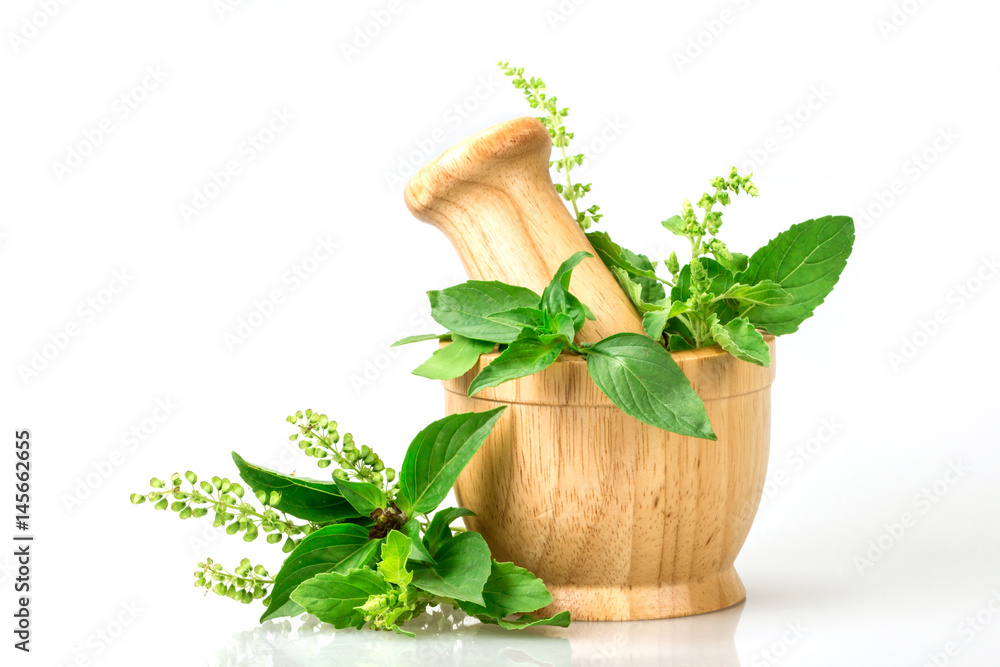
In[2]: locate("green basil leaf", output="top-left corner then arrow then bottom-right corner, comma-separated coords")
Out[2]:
232,452 -> 360,523
400,518 -> 436,564
494,611 -> 572,629
610,266 -> 652,313
378,530 -> 413,586
429,281 -> 541,343
620,246 -> 666,303
661,215 -> 686,236
587,230 -> 665,302
424,507 -> 476,556
383,613 -> 416,637
667,334 -> 695,352
289,568 -> 390,629
457,560 -> 553,618
261,524 -> 378,622
564,293 -> 596,330
391,333 -> 452,347
586,231 -> 658,281
713,247 -> 750,274
409,531 -> 491,605
717,280 -> 793,308
412,334 -> 494,381
737,215 -> 855,334
585,333 -> 715,440
541,251 -> 592,323
487,307 -> 546,330
468,331 -> 563,397
397,407 -> 506,515
668,301 -> 692,318
642,309 -> 671,340
332,476 -> 387,514
548,312 -> 577,343
709,315 -> 770,366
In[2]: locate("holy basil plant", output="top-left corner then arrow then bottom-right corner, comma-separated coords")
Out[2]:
130,408 -> 569,635
395,62 -> 855,441
395,252 -> 717,440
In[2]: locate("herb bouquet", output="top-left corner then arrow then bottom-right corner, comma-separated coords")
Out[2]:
132,408 -> 569,635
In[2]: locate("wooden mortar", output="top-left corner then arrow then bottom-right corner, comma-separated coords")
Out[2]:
443,338 -> 775,621
405,116 -> 775,621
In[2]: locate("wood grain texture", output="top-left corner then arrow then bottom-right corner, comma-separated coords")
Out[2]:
442,337 -> 776,621
404,116 -> 645,343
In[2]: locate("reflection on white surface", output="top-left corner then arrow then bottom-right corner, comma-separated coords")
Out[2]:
209,603 -> 743,667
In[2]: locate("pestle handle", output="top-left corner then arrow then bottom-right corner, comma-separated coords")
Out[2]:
404,117 -> 644,343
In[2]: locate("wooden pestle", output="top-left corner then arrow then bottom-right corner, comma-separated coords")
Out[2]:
404,116 -> 645,343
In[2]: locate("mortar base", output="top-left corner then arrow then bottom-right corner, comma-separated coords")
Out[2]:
538,567 -> 746,621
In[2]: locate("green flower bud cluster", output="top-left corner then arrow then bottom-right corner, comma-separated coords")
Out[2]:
287,409 -> 396,495
666,252 -> 681,280
655,167 -> 760,347
670,169 -> 759,260
707,239 -> 733,265
670,197 -> 707,244
132,472 -> 309,553
688,259 -> 714,308
357,585 -> 423,633
195,557 -> 273,606
498,61 -> 601,231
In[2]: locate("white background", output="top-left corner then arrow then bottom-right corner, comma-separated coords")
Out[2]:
2,1 -> 999,665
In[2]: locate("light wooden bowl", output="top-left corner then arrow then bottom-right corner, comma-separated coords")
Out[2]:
443,337 -> 776,621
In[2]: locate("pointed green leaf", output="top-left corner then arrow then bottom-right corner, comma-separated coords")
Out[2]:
541,313 -> 576,345
487,307 -> 546,330
378,530 -> 413,586
391,333 -> 452,347
400,518 -> 436,564
610,266 -> 651,312
585,333 -> 715,440
738,215 -> 854,334
412,334 -> 495,381
709,315 -> 770,366
587,229 -> 666,303
586,231 -> 658,280
409,532 -> 491,605
620,247 -> 666,304
713,248 -> 750,273
232,452 -> 360,523
429,281 -> 541,343
494,611 -> 572,629
638,297 -> 689,340
397,407 -> 506,515
457,560 -> 553,618
468,331 -> 563,397
717,281 -> 793,308
540,252 -> 595,332
290,568 -> 389,629
642,309 -> 671,340
332,476 -> 387,514
261,524 -> 379,622
668,301 -> 692,318
667,334 -> 695,352
564,293 -> 596,329
660,215 -> 686,236
424,507 -> 476,555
